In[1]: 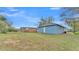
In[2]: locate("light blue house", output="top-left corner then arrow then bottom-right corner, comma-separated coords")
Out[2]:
37,23 -> 72,34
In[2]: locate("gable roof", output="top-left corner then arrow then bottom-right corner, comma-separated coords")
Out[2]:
54,23 -> 72,30
38,23 -> 72,30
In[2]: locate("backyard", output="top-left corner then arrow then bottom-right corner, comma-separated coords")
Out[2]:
0,32 -> 79,51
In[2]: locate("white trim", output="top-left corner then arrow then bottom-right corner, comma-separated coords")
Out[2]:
43,27 -> 46,33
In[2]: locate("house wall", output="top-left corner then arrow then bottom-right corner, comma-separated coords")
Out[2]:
37,25 -> 65,34
20,27 -> 37,32
37,27 -> 44,33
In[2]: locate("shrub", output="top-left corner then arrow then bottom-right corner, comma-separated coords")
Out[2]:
74,32 -> 79,35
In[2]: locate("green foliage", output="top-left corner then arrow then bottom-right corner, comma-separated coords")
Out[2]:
66,19 -> 79,32
8,28 -> 17,32
0,15 -> 6,21
60,8 -> 79,33
0,15 -> 12,33
1,29 -> 7,34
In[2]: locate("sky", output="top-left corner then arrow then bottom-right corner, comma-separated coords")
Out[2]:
0,7 -> 65,28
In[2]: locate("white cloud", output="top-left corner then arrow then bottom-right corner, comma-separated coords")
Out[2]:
8,10 -> 40,22
0,10 -> 25,17
50,7 -> 60,10
24,16 -> 39,22
0,10 -> 40,27
6,7 -> 18,11
0,12 -> 17,16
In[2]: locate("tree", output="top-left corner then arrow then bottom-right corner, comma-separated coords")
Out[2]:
60,7 -> 79,33
47,16 -> 53,25
38,16 -> 53,27
0,15 -> 11,33
39,17 -> 46,27
0,15 -> 6,21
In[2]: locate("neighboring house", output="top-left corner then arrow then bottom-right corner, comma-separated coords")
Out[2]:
20,27 -> 37,32
37,23 -> 72,34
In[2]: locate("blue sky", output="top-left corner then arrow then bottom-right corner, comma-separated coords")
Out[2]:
0,7 -> 64,28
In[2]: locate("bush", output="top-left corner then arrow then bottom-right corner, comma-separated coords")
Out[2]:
0,29 -> 7,34
8,28 -> 18,32
74,32 -> 79,35
0,30 -> 7,34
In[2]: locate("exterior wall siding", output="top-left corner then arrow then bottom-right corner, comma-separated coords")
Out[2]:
37,25 -> 65,34
45,25 -> 64,34
37,27 -> 44,33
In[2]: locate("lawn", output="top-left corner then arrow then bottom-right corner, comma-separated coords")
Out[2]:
0,32 -> 79,51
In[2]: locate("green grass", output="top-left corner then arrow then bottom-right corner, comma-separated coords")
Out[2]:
0,32 -> 79,51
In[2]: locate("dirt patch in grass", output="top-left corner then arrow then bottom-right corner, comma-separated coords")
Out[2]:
0,32 -> 78,50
